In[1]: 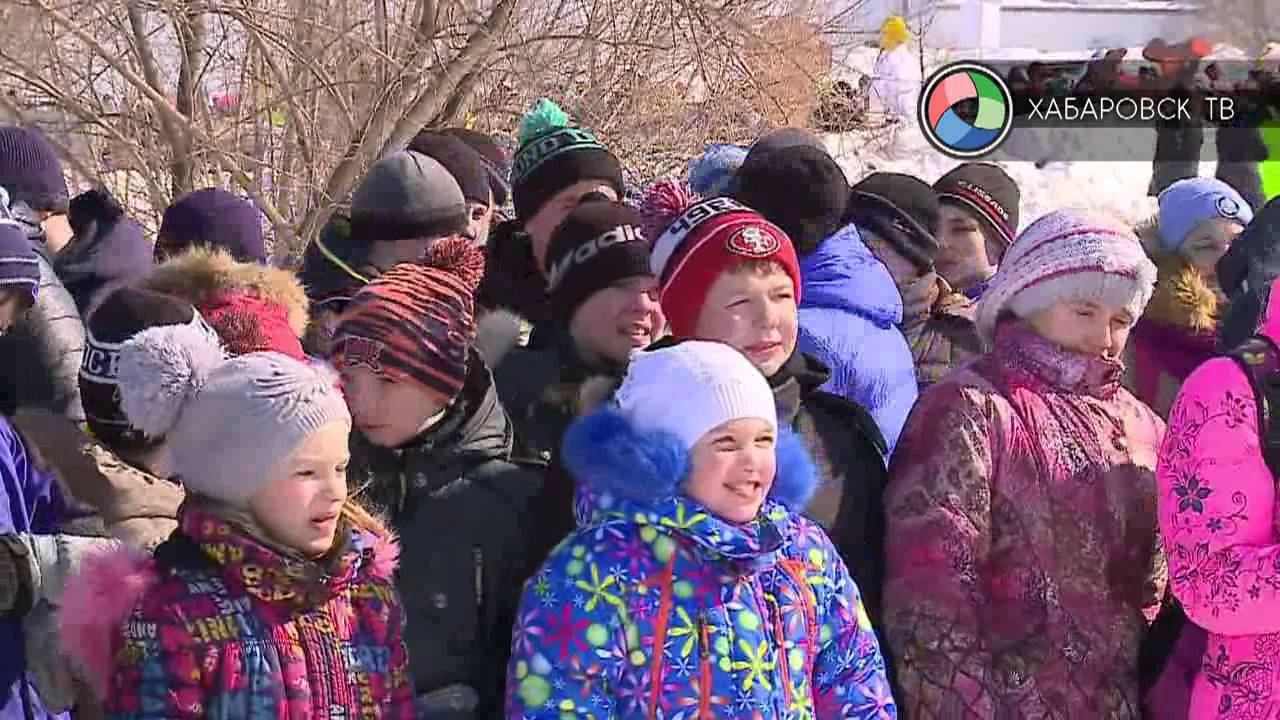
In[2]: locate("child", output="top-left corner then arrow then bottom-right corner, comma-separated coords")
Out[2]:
640,179 -> 890,619
507,340 -> 895,718
58,324 -> 414,717
331,239 -> 542,717
883,210 -> 1164,717
932,163 -> 1021,300
847,172 -> 983,390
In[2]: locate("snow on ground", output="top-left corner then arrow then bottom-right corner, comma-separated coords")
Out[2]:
824,44 -> 1225,231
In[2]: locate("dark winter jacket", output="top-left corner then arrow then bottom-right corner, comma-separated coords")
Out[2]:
347,351 -> 543,718
1216,197 -> 1280,350
55,189 -> 152,315
476,220 -> 551,329
493,325 -> 624,572
770,349 -> 890,622
492,325 -> 622,461
0,215 -> 84,422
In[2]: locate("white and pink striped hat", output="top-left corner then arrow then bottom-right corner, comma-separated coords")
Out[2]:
976,209 -> 1156,342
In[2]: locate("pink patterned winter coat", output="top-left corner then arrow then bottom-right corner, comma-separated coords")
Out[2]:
1157,280 -> 1280,719
57,502 -> 415,719
883,320 -> 1168,718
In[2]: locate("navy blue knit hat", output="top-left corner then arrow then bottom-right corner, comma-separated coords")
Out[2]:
0,126 -> 69,213
0,220 -> 38,306
157,188 -> 266,263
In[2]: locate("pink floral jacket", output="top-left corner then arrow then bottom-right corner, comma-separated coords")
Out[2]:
883,321 -> 1167,718
1158,280 -> 1280,720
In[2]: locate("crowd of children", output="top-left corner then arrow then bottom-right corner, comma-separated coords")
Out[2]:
0,84 -> 1277,720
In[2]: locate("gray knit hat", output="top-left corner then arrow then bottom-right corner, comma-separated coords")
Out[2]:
349,150 -> 468,244
115,321 -> 351,505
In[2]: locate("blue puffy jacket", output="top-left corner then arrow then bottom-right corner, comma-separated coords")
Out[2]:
797,224 -> 917,451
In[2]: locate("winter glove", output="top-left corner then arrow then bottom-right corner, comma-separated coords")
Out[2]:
0,534 -> 33,617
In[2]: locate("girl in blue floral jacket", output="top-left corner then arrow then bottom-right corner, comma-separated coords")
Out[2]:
506,340 -> 895,719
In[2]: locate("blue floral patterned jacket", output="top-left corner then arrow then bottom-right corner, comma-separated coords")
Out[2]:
505,409 -> 896,719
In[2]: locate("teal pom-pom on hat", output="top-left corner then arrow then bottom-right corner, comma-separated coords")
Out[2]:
518,98 -> 572,147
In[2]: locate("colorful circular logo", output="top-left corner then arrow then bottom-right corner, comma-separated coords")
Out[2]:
918,62 -> 1013,158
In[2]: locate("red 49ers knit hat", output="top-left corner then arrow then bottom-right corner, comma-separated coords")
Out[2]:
640,179 -> 801,338
331,238 -> 484,403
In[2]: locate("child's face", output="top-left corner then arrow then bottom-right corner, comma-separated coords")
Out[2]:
340,365 -> 450,448
1025,300 -> 1134,360
685,418 -> 777,524
1180,217 -> 1244,285
693,264 -> 797,377
936,204 -> 1000,287
569,275 -> 665,365
249,421 -> 350,557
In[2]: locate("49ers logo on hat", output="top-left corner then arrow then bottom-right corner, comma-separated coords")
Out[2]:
726,225 -> 780,258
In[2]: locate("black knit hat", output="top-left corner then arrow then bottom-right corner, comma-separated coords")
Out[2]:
510,99 -> 625,222
438,127 -> 512,207
847,172 -> 942,271
545,197 -> 651,321
350,150 -> 468,243
0,126 -> 69,213
81,286 -> 204,450
408,132 -> 493,206
731,144 -> 849,257
933,163 -> 1020,247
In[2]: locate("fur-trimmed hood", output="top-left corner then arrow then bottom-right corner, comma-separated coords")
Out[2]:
560,407 -> 819,562
1136,215 -> 1219,333
142,246 -> 309,338
58,501 -> 400,699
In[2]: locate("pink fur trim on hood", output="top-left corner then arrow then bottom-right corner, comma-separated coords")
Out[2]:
365,529 -> 400,580
57,546 -> 157,699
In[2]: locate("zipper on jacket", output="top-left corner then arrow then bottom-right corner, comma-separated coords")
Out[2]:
699,620 -> 713,718
472,546 -> 483,609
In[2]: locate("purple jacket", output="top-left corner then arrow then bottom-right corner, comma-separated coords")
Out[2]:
0,417 -> 70,720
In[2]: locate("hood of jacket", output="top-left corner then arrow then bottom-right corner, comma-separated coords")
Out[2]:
351,350 -> 517,510
476,219 -> 552,326
142,245 -> 310,338
55,189 -> 153,312
1217,198 -> 1280,350
1143,253 -> 1219,334
799,223 -> 903,328
559,406 -> 818,568
59,498 -> 399,699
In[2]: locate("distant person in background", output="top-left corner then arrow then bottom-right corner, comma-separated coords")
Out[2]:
872,14 -> 917,122
155,187 -> 266,264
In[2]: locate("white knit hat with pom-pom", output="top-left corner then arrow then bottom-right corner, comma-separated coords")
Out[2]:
976,208 -> 1157,342
116,322 -> 351,505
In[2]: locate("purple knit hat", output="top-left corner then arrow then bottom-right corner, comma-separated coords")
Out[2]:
157,188 -> 266,263
0,218 -> 38,306
0,126 -> 69,213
